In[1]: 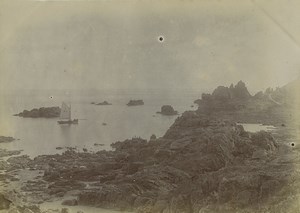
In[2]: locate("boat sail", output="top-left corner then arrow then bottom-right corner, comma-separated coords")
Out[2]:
57,102 -> 78,124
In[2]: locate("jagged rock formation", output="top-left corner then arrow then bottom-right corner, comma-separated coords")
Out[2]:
14,107 -> 60,118
127,100 -> 144,106
194,81 -> 294,125
157,105 -> 178,116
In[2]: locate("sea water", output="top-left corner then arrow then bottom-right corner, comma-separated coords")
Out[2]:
0,90 -> 199,158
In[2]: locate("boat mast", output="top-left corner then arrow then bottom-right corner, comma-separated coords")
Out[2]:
69,104 -> 72,121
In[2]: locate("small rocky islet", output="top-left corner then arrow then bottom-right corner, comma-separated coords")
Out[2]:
14,107 -> 61,118
1,79 -> 299,212
156,105 -> 178,116
91,101 -> 112,105
127,100 -> 144,106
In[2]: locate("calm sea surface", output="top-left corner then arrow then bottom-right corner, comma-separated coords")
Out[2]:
0,91 -> 200,157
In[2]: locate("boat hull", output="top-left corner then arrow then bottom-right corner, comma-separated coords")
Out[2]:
57,119 -> 78,124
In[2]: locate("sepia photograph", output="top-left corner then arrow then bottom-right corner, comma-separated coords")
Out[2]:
0,0 -> 300,212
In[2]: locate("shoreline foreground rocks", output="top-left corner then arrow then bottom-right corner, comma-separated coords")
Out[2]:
14,107 -> 60,118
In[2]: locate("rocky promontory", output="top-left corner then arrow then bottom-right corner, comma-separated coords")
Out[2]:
156,105 -> 178,115
14,107 -> 61,118
127,100 -> 144,106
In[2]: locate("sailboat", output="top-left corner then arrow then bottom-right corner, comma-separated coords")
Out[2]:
57,102 -> 78,124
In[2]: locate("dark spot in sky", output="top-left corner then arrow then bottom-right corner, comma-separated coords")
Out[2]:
50,96 -> 53,99
158,36 -> 164,42
291,143 -> 295,147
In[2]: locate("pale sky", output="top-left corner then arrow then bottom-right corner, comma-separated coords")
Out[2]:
1,0 -> 300,95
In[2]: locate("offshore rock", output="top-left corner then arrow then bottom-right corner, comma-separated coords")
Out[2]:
127,100 -> 144,106
14,107 -> 60,118
96,101 -> 112,105
157,105 -> 178,116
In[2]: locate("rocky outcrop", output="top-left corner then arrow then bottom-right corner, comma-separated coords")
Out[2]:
194,81 -> 293,125
195,81 -> 251,104
14,107 -> 60,118
126,100 -> 144,106
156,105 -> 178,116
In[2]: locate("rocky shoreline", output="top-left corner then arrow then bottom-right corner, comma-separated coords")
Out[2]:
1,80 -> 299,212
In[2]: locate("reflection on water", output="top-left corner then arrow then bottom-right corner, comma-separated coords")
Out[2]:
238,123 -> 276,133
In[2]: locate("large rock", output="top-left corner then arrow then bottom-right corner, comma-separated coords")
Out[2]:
157,105 -> 178,116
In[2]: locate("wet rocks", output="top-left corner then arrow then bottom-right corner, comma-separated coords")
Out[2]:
14,107 -> 60,118
157,105 -> 178,116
